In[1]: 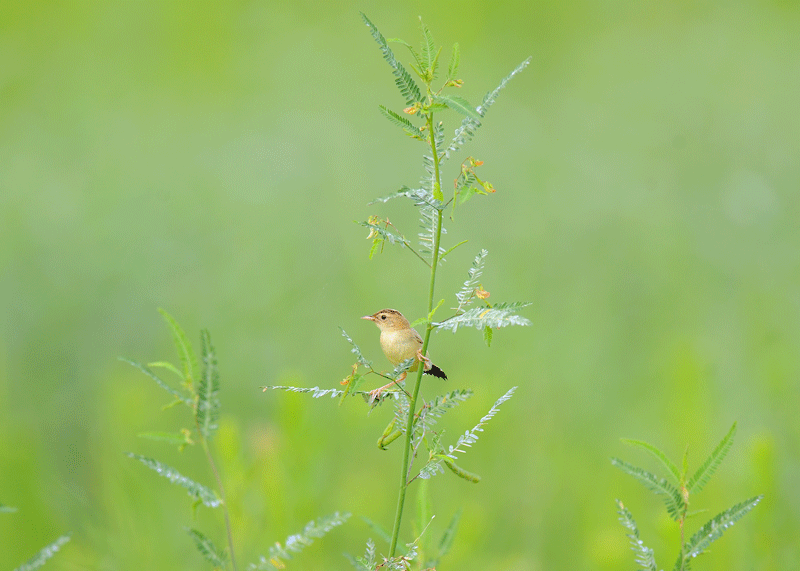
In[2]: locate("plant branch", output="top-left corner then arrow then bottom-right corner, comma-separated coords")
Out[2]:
389,111 -> 444,558
200,433 -> 237,571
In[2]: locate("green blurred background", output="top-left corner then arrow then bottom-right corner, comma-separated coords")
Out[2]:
2,1 -> 798,569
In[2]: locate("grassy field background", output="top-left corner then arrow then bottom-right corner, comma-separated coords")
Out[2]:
2,1 -> 798,569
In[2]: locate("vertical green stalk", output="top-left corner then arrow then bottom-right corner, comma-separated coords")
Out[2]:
199,429 -> 238,570
388,112 -> 444,557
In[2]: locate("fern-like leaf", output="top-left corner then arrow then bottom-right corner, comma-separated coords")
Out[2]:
615,500 -> 658,571
418,17 -> 436,77
455,250 -> 488,312
447,43 -> 460,81
186,528 -> 226,567
611,458 -> 684,521
120,358 -> 193,407
378,105 -> 425,140
12,535 -> 71,571
433,94 -> 480,119
361,13 -> 422,105
414,389 -> 473,441
370,185 -> 438,208
126,453 -> 221,507
360,220 -> 409,249
158,308 -> 198,386
196,329 -> 220,441
436,508 -> 461,561
443,57 -> 531,160
621,438 -> 681,485
687,422 -> 736,495
436,301 -> 532,332
676,495 -> 762,569
248,512 -> 351,570
344,538 -> 377,570
263,385 -> 347,399
448,386 -> 516,457
340,327 -> 373,368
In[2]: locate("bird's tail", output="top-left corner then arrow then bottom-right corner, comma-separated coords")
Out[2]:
424,364 -> 448,380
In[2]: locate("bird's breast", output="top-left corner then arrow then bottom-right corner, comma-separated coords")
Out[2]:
380,330 -> 420,365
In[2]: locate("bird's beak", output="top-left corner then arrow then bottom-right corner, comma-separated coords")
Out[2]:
361,315 -> 374,321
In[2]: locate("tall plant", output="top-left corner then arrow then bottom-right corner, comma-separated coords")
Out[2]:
267,14 -> 531,568
613,423 -> 762,571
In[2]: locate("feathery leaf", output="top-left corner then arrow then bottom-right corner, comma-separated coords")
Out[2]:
359,221 -> 409,248
196,329 -> 220,441
13,535 -> 71,571
378,105 -> 425,140
621,438 -> 681,485
120,358 -> 193,407
370,185 -> 438,208
447,43 -> 460,81
414,389 -> 473,437
248,512 -> 351,570
361,13 -> 422,105
436,301 -> 532,332
263,385 -> 347,399
418,17 -> 436,77
687,422 -> 736,495
615,500 -> 658,571
186,528 -> 226,567
677,495 -> 762,568
611,458 -> 684,521
126,453 -> 221,507
158,308 -> 197,386
455,250 -> 488,312
443,57 -> 530,159
448,387 -> 516,458
433,94 -> 480,119
340,327 -> 373,368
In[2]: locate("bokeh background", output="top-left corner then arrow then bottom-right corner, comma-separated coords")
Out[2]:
2,1 -> 798,569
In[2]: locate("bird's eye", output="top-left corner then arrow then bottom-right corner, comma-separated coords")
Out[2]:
380,314 -> 387,320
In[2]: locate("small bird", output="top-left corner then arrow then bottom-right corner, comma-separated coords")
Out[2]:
362,308 -> 447,399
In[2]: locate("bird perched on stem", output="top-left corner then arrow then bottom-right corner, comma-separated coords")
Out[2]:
362,308 -> 447,400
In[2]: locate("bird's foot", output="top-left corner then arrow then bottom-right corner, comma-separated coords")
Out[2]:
416,349 -> 433,372
368,373 -> 407,403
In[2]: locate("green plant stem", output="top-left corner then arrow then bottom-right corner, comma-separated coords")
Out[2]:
388,112 -> 444,558
201,439 -> 238,571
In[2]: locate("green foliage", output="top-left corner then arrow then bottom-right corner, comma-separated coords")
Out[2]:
187,528 -> 227,568
454,249 -> 488,312
118,357 -> 194,407
677,496 -> 762,569
436,301 -> 532,332
615,500 -> 657,571
196,329 -> 220,441
686,421 -> 736,495
126,453 -> 222,508
259,14 -> 529,567
446,43 -> 460,83
378,105 -> 425,141
360,13 -> 422,106
443,58 -> 531,159
4,507 -> 69,570
247,512 -> 351,570
158,307 -> 198,387
610,458 -> 683,521
125,315 -> 349,570
12,535 -> 71,571
612,423 -> 762,571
